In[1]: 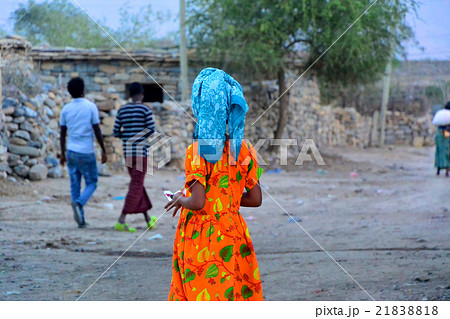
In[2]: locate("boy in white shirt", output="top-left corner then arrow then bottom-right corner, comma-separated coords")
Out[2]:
59,77 -> 107,228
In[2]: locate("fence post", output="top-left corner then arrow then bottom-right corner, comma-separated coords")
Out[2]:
370,110 -> 379,146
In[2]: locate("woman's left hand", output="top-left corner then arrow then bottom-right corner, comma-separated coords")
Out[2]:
164,192 -> 184,217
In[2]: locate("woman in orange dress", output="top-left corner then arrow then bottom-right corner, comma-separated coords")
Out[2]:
165,68 -> 263,301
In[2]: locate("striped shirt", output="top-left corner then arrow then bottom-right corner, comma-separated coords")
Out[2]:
113,103 -> 155,157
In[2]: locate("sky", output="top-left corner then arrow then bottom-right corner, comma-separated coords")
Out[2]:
0,0 -> 449,60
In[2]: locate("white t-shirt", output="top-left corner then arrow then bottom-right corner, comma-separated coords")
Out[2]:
60,98 -> 100,154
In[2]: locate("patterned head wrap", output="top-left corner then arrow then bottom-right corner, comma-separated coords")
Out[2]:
191,68 -> 248,164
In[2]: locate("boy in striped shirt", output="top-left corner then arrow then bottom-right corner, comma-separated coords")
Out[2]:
113,82 -> 157,232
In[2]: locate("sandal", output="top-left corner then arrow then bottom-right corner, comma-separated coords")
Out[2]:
114,223 -> 136,233
147,216 -> 157,230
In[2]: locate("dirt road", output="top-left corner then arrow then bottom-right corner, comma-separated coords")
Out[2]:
0,146 -> 448,300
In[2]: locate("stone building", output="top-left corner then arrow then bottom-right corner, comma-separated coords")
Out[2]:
31,46 -> 189,102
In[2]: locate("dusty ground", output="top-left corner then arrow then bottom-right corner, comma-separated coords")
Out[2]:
0,146 -> 449,301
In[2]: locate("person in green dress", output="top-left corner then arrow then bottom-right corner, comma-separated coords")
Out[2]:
435,102 -> 450,177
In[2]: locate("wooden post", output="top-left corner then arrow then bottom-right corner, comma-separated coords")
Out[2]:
370,110 -> 379,146
379,54 -> 392,146
0,48 -> 3,107
179,0 -> 189,101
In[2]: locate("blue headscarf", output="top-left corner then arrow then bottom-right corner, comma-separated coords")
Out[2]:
191,68 -> 248,164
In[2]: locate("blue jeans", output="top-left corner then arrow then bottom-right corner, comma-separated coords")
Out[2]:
67,150 -> 98,222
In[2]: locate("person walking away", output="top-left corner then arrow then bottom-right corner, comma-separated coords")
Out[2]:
113,82 -> 157,232
60,77 -> 107,228
165,68 -> 264,301
435,102 -> 450,177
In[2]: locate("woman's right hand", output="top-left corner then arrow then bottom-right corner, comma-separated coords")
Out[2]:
165,192 -> 184,217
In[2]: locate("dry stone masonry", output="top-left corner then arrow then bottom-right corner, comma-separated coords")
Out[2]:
0,86 -> 63,179
0,36 -> 436,181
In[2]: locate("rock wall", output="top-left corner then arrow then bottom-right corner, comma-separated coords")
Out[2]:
0,36 -> 437,181
30,46 -> 194,101
0,78 -> 436,181
35,60 -> 180,101
244,77 -> 373,153
0,37 -> 42,97
0,112 -> 8,177
244,76 -> 434,152
383,112 -> 434,147
0,87 -> 62,180
0,83 -> 136,179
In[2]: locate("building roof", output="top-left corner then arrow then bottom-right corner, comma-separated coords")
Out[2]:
0,35 -> 188,63
0,35 -> 307,67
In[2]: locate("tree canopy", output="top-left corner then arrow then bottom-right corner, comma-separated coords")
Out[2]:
187,0 -> 418,137
11,0 -> 110,48
188,0 -> 417,85
10,0 -> 174,49
113,1 -> 174,49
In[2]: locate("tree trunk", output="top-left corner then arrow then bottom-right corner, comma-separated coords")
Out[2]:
179,0 -> 189,101
273,68 -> 289,141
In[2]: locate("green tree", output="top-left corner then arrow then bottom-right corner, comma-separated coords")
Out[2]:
10,0 -> 175,49
188,0 -> 418,139
114,1 -> 175,49
10,0 -> 112,48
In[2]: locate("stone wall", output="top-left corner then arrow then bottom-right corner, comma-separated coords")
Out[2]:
30,47 -> 190,101
244,76 -> 435,151
36,60 -> 179,100
0,36 -> 437,181
151,75 -> 435,167
243,77 -> 374,152
0,86 -> 63,180
0,112 -> 8,176
0,37 -> 41,96
0,78 -> 436,181
383,112 -> 434,147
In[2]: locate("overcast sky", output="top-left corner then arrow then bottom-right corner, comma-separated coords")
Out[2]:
0,0 -> 449,60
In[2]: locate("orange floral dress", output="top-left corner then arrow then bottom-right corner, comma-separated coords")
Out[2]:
168,140 -> 263,301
